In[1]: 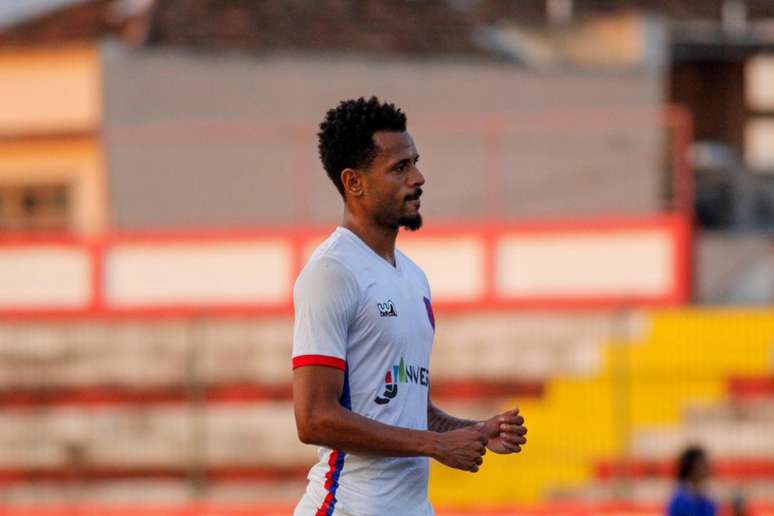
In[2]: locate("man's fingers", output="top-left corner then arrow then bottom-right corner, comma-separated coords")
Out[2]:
498,416 -> 524,428
500,432 -> 527,445
497,409 -> 519,422
499,424 -> 527,435
476,456 -> 483,465
501,440 -> 523,452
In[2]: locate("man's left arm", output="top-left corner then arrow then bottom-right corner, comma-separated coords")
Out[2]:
428,396 -> 527,455
427,399 -> 480,433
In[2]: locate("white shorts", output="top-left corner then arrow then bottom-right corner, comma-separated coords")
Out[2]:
293,492 -> 354,516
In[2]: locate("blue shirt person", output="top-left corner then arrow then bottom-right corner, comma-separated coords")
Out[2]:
668,486 -> 717,516
667,446 -> 717,516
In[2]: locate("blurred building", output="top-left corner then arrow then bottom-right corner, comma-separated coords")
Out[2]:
0,1 -> 774,514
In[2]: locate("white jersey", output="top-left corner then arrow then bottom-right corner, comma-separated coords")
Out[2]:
292,226 -> 436,516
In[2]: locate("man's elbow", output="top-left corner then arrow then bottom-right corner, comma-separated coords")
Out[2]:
296,418 -> 316,445
295,407 -> 334,445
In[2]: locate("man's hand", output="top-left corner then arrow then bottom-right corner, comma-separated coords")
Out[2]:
431,427 -> 488,472
479,408 -> 527,455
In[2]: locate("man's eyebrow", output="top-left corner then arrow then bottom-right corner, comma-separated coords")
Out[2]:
387,153 -> 419,169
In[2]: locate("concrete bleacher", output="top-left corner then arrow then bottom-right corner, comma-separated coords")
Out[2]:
429,310 -> 774,506
0,313 -> 615,391
635,401 -> 774,459
589,398 -> 774,503
0,309 -> 772,508
550,314 -> 774,508
0,312 -> 616,505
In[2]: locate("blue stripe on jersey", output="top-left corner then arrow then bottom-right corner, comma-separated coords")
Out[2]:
325,450 -> 346,516
339,362 -> 351,409
323,362 -> 349,515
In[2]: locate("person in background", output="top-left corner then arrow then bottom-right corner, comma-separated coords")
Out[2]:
667,445 -> 717,516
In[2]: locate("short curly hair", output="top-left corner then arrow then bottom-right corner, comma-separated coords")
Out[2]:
318,96 -> 407,197
677,446 -> 707,482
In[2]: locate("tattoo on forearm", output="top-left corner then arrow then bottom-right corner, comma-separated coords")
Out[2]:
427,405 -> 478,433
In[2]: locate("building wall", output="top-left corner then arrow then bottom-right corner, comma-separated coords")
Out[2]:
0,46 -> 101,135
0,137 -> 106,235
0,45 -> 106,235
102,48 -> 666,229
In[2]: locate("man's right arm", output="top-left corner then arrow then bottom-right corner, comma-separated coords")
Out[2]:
293,364 -> 487,472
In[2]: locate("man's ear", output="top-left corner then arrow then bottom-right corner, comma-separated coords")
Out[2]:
341,168 -> 364,197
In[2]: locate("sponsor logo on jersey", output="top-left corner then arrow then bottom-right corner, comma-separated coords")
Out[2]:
374,356 -> 429,405
377,299 -> 398,317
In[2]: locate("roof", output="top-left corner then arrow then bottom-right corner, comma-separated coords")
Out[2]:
0,0 -> 153,47
578,0 -> 774,20
2,0 -> 773,55
142,0 -> 774,57
144,0 -> 497,58
0,0 -> 88,30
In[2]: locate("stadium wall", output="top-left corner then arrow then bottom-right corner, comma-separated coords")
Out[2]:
1,214 -> 690,317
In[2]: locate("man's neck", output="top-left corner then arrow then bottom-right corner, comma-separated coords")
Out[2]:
341,210 -> 398,266
684,481 -> 705,496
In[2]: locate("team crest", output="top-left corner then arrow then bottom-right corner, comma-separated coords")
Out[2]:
423,296 -> 435,331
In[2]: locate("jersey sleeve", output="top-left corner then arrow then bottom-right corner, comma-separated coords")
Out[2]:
292,257 -> 359,371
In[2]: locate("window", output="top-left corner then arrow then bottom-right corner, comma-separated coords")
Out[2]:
0,183 -> 70,232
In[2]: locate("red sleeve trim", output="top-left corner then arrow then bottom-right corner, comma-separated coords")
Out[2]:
292,354 -> 346,371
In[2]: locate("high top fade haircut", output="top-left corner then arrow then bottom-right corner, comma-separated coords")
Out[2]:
318,96 -> 407,197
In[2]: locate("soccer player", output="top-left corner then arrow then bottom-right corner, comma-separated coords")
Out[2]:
292,97 -> 527,515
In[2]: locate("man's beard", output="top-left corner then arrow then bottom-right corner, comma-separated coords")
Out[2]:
399,213 -> 423,231
374,204 -> 423,232
398,188 -> 423,231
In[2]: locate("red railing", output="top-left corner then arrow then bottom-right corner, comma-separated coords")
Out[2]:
0,214 -> 691,319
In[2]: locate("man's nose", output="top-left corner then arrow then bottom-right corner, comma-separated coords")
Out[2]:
410,166 -> 425,187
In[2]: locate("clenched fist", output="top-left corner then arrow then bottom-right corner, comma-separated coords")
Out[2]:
479,408 -> 527,455
431,427 -> 488,472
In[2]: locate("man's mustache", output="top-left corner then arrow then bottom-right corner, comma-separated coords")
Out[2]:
405,189 -> 423,201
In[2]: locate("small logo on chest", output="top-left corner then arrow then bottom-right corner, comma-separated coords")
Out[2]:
377,299 -> 398,317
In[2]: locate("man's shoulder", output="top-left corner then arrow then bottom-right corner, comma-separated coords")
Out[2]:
295,232 -> 369,298
304,231 -> 364,279
297,252 -> 356,289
